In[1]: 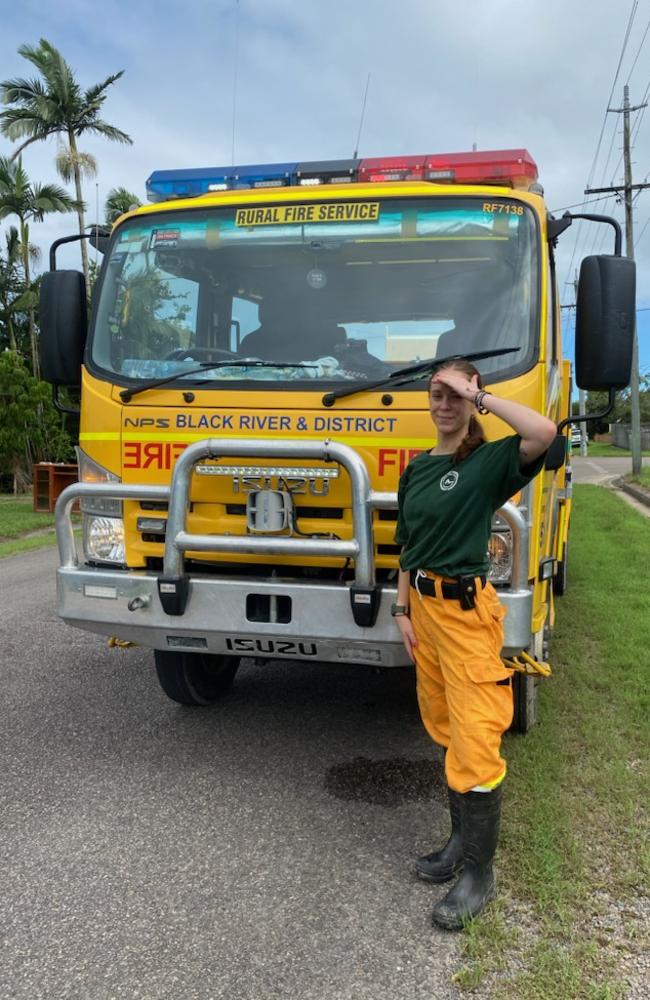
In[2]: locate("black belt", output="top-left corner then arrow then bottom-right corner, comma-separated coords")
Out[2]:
410,570 -> 486,610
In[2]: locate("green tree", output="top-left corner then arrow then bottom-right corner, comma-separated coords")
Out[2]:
0,226 -> 29,352
105,186 -> 140,225
0,38 -> 132,296
0,351 -> 73,493
0,156 -> 77,377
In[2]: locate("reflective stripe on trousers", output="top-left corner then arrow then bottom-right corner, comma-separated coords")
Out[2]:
409,573 -> 514,794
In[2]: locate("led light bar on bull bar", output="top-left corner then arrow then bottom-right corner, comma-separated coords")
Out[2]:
194,465 -> 340,477
145,149 -> 538,201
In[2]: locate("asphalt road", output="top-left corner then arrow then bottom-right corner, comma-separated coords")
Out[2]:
1,548 -> 463,1000
570,453 -> 647,484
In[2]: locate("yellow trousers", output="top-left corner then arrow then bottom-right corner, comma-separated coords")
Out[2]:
410,574 -> 514,794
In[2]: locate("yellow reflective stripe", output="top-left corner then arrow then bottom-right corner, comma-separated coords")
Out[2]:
79,432 -> 121,441
82,431 -> 432,448
470,767 -> 506,792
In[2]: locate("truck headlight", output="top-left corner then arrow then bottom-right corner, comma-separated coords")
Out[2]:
76,447 -> 122,517
83,514 -> 125,564
488,514 -> 513,584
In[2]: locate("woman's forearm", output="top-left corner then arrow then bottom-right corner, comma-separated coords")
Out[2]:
480,393 -> 556,460
397,567 -> 411,607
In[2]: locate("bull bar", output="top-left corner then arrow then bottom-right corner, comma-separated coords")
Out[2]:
54,438 -> 533,664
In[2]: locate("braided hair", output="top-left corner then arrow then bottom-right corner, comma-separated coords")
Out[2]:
428,359 -> 486,465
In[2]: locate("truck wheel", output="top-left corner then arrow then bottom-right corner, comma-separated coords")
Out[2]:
154,650 -> 240,706
509,672 -> 539,734
553,542 -> 568,596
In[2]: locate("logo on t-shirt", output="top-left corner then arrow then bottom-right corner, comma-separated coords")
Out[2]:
440,470 -> 459,491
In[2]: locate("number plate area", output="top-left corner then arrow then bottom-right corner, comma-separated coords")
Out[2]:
56,566 -> 410,666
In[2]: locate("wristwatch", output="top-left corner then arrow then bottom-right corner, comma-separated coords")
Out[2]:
390,603 -> 408,617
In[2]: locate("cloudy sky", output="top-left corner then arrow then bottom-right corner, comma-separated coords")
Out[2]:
2,0 -> 649,370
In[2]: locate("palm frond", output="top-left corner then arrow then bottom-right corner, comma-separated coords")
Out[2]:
0,107 -> 52,143
83,71 -> 125,105
83,120 -> 132,144
105,186 -> 141,223
11,288 -> 39,312
30,181 -> 80,218
0,76 -> 47,103
5,226 -> 20,261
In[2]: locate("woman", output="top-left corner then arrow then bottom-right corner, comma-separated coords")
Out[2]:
393,359 -> 556,930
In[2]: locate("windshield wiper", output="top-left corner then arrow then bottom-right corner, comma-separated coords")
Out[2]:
120,360 -> 318,402
320,348 -> 521,406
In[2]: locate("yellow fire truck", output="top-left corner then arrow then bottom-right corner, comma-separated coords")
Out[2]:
40,149 -> 635,730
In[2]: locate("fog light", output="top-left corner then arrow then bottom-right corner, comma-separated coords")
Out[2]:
84,515 -> 125,563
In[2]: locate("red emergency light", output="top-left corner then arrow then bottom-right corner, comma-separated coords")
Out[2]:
357,155 -> 427,184
426,149 -> 538,188
359,149 -> 538,189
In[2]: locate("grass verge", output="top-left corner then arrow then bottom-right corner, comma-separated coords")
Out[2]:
453,485 -> 649,998
0,496 -> 57,559
627,468 -> 650,489
0,497 -> 55,538
0,531 -> 57,559
579,442 -> 650,458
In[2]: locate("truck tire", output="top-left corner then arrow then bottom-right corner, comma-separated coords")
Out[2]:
553,542 -> 568,596
509,672 -> 539,734
154,650 -> 240,706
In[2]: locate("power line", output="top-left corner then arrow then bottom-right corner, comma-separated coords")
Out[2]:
636,212 -> 650,246
625,12 -> 650,84
551,192 -> 625,212
585,0 -> 638,189
563,1 -> 639,299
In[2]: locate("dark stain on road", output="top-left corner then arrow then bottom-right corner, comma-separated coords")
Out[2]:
324,756 -> 445,807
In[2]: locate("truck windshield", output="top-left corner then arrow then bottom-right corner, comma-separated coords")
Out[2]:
90,196 -> 539,387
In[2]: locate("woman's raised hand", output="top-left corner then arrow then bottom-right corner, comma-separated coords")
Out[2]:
432,369 -> 479,400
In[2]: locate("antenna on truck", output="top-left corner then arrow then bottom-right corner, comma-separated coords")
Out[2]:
231,0 -> 240,165
352,73 -> 371,159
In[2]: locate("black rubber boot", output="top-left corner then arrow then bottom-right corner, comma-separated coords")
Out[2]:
431,784 -> 503,930
415,788 -> 463,883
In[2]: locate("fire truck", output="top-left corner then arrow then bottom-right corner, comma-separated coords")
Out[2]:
40,149 -> 635,731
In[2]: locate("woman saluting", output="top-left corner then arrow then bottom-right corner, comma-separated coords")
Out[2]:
393,359 -> 556,930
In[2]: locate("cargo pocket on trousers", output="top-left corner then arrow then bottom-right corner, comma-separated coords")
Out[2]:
463,658 -> 514,732
475,585 -> 506,651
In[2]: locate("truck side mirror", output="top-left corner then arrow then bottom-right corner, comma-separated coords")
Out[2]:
89,225 -> 111,255
40,270 -> 88,386
575,255 -> 635,390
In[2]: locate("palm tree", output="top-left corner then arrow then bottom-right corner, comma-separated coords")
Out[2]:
105,186 -> 141,225
0,225 -> 40,354
0,38 -> 132,297
0,156 -> 78,378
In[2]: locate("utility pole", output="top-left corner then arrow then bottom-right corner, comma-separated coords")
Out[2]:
585,85 -> 649,474
572,273 -> 589,456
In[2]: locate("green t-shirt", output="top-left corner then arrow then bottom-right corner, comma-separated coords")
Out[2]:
395,435 -> 546,577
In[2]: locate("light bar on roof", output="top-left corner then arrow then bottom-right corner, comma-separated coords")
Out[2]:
357,155 -> 426,184
232,163 -> 296,189
423,149 -> 538,188
295,159 -> 360,185
146,166 -> 234,202
145,149 -> 539,202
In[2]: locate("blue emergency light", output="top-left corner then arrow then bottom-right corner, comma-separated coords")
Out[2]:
146,163 -> 297,201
